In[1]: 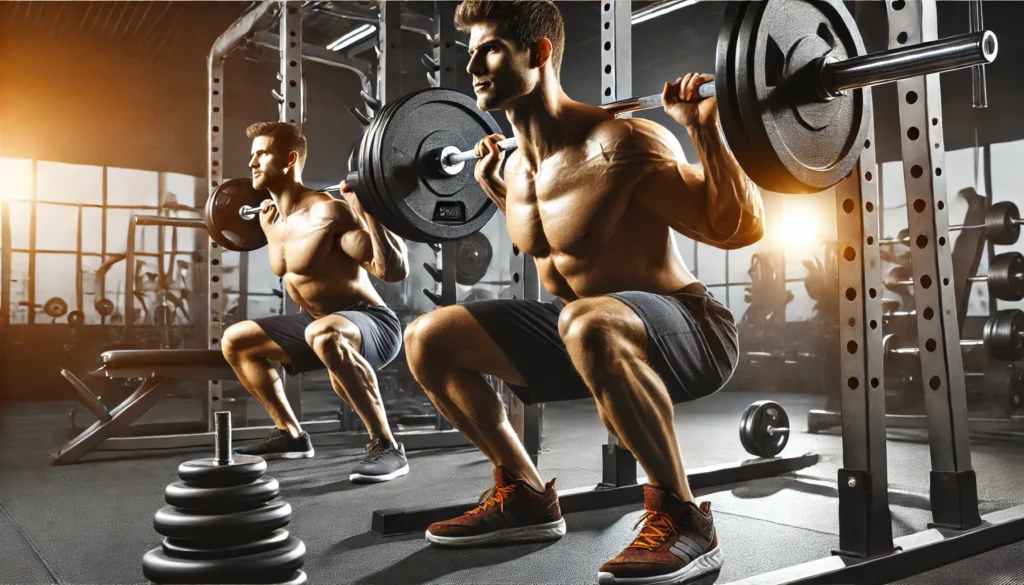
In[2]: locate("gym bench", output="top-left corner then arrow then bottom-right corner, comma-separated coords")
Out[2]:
52,349 -> 468,465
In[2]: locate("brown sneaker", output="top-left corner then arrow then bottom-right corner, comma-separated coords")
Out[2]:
425,466 -> 566,546
597,485 -> 723,585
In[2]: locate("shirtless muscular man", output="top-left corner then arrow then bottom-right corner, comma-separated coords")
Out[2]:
222,122 -> 411,484
403,2 -> 765,583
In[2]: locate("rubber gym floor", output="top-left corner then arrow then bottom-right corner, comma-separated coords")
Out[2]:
2,390 -> 1023,585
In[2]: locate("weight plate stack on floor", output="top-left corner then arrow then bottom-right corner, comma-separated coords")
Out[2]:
143,453 -> 306,584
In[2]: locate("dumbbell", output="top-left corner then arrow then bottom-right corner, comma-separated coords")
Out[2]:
879,201 -> 1024,247
883,252 -> 1024,301
882,309 -> 1024,362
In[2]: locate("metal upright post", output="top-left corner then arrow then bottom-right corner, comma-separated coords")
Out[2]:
278,1 -> 305,421
887,0 -> 980,530
834,114 -> 896,556
207,0 -> 276,431
599,0 -> 637,487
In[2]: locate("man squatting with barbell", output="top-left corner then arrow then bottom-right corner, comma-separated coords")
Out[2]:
400,1 -> 765,584
221,121 -> 412,484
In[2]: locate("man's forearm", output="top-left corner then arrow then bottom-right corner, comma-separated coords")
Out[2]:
688,122 -> 764,244
361,213 -> 409,282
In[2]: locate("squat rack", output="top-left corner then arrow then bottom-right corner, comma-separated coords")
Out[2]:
51,0 -> 477,463
372,3 -> 1024,585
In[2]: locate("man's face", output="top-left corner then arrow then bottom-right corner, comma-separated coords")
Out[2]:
466,21 -> 536,111
249,136 -> 289,191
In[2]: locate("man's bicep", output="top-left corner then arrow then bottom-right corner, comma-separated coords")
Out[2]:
339,228 -> 373,264
634,163 -> 710,234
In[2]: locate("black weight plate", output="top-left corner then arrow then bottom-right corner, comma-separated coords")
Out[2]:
727,0 -> 870,194
984,309 -> 1024,362
205,178 -> 271,252
369,94 -> 421,241
741,400 -> 789,458
162,529 -> 290,560
376,88 -> 501,243
986,201 -> 1021,246
178,456 -> 266,487
153,501 -> 292,542
738,402 -> 759,455
986,252 -> 1024,302
716,2 -> 761,197
362,97 -> 416,241
143,535 -> 306,584
455,232 -> 494,285
165,477 -> 279,511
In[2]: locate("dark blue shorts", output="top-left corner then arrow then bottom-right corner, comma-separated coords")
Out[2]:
252,303 -> 402,375
462,283 -> 739,405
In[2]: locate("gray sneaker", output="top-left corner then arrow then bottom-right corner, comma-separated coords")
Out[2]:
350,438 -> 409,483
234,429 -> 315,460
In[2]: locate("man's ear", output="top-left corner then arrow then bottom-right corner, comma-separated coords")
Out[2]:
534,38 -> 552,68
287,150 -> 300,171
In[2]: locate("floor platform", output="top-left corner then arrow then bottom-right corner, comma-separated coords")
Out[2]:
1,391 -> 1023,585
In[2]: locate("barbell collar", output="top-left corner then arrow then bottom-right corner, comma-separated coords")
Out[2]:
821,30 -> 997,94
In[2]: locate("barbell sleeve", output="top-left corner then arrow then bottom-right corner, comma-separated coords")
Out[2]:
820,30 -> 997,96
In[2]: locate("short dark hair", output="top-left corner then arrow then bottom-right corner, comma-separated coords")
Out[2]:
455,0 -> 565,75
245,122 -> 307,168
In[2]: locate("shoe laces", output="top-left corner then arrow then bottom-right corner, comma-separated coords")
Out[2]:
628,508 -> 679,550
259,429 -> 287,446
362,438 -> 391,463
467,484 -> 516,516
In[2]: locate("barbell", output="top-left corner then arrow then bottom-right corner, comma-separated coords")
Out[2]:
882,309 -> 1024,362
880,201 -> 1024,247
206,0 -> 998,248
883,252 -> 1024,302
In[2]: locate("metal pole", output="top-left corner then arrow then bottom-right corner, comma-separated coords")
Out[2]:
823,31 -> 997,95
969,1 -> 988,108
888,0 -> 980,531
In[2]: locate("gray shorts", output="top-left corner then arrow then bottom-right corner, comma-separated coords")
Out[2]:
251,303 -> 402,375
462,283 -> 738,405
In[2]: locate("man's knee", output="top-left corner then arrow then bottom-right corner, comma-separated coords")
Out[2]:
404,308 -> 458,363
558,298 -> 631,357
304,320 -> 357,361
222,321 -> 260,361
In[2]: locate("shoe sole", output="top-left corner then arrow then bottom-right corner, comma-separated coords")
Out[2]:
596,545 -> 725,585
425,518 -> 567,547
239,449 -> 315,460
349,463 -> 410,483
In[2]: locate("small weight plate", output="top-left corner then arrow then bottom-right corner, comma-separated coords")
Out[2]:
204,178 -> 271,252
722,0 -> 870,194
178,456 -> 266,487
153,501 -> 292,543
143,535 -> 305,584
376,88 -> 501,243
986,201 -> 1021,246
67,310 -> 83,326
986,252 -> 1024,302
165,477 -> 279,511
44,297 -> 68,319
95,298 -> 115,318
739,400 -> 790,458
455,232 -> 494,285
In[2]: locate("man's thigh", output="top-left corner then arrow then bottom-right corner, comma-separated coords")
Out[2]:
608,285 -> 738,403
462,299 -> 592,405
328,304 -> 404,371
250,311 -> 318,374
